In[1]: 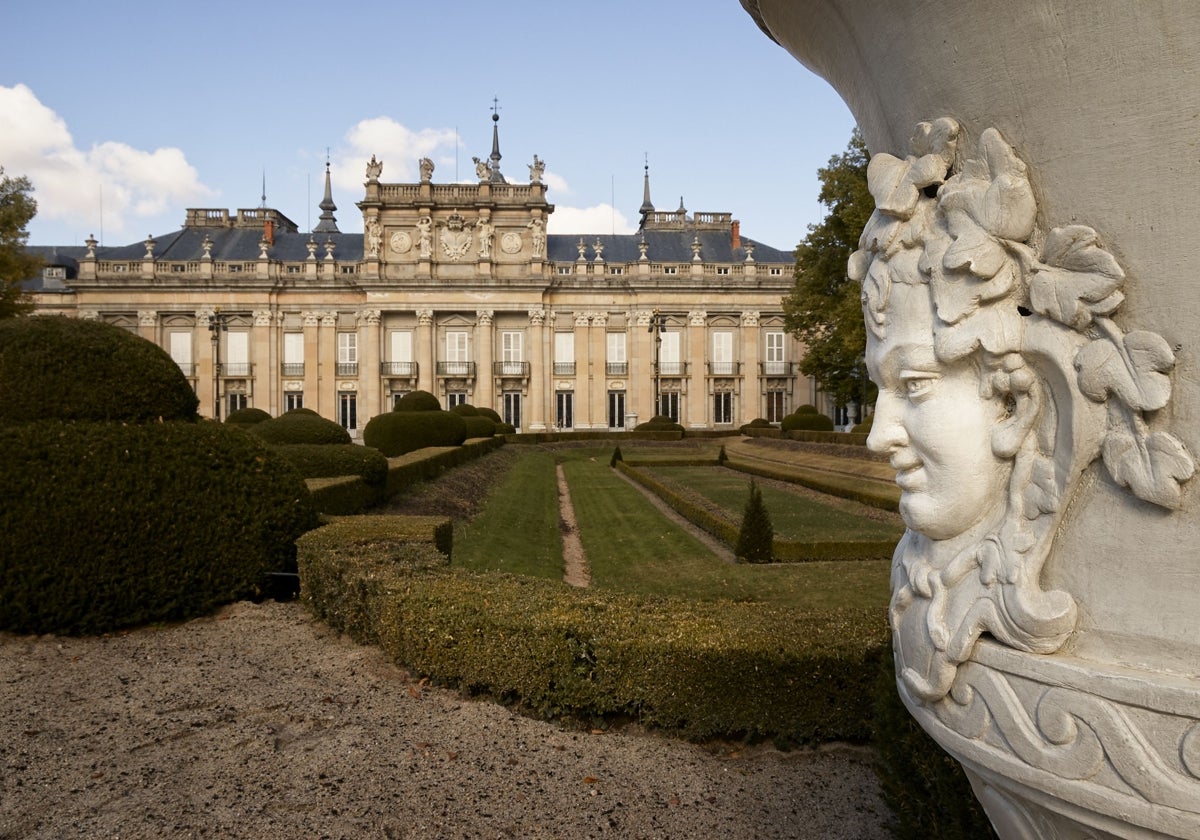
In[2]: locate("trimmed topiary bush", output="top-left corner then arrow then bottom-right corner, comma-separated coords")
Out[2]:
873,639 -> 998,839
477,407 -> 502,423
734,480 -> 775,563
461,415 -> 496,438
634,414 -> 685,433
250,408 -> 352,445
852,414 -> 874,434
782,411 -> 835,432
496,422 -> 516,434
795,404 -> 819,415
450,403 -> 480,416
0,316 -> 199,424
271,443 -> 389,485
740,418 -> 773,432
362,409 -> 468,456
609,446 -> 623,467
225,407 -> 271,426
0,420 -> 319,635
395,390 -> 442,412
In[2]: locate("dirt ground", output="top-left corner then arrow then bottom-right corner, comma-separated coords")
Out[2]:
0,599 -> 892,839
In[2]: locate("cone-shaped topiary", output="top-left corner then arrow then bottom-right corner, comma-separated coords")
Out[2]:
0,316 -> 199,424
734,479 -> 774,564
717,444 -> 728,465
610,446 -> 623,467
394,390 -> 442,412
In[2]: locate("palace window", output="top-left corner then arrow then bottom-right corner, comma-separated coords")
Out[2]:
716,267 -> 730,276
608,391 -> 626,429
555,391 -> 574,430
764,331 -> 788,375
663,266 -> 678,275
714,392 -> 734,425
502,392 -> 521,430
769,267 -> 784,276
447,391 -> 468,409
609,266 -> 624,276
500,331 -> 524,375
554,331 -> 574,376
765,390 -> 787,423
337,332 -> 358,376
283,332 -> 304,376
285,392 -> 304,412
338,392 -> 357,432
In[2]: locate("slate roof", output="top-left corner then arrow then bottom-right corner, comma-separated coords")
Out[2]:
545,230 -> 793,264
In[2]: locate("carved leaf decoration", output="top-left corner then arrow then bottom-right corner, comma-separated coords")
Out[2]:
1076,331 -> 1175,411
933,293 -> 1023,361
1029,226 -> 1126,328
868,152 -> 948,217
1102,426 -> 1195,510
942,209 -> 1008,281
910,118 -> 960,163
976,128 -> 1037,242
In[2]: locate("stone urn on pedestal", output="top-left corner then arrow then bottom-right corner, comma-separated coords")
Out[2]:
742,2 -> 1200,838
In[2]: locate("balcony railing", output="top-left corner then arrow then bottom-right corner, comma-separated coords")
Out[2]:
220,363 -> 253,377
336,362 -> 359,376
760,361 -> 794,376
436,361 -> 476,377
605,362 -> 627,376
380,361 -> 418,377
495,361 -> 532,377
553,361 -> 576,376
281,362 -> 305,377
656,362 -> 687,377
707,361 -> 741,376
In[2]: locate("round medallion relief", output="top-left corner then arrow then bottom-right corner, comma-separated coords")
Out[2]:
389,231 -> 412,254
500,232 -> 523,254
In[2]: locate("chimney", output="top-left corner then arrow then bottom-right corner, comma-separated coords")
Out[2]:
264,218 -> 275,246
731,220 -> 741,250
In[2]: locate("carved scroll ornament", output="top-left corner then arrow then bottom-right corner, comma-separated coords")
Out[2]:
851,118 -> 1194,704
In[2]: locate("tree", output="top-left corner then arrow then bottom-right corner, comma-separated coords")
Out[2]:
734,479 -> 774,564
783,130 -> 875,413
0,169 -> 39,318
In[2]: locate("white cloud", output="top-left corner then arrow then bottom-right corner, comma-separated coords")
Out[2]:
332,118 -> 459,190
547,204 -> 635,236
0,84 -> 213,240
541,170 -> 570,195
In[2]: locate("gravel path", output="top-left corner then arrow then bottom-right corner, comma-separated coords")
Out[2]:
0,600 -> 892,839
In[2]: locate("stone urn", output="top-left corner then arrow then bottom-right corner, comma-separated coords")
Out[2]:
741,2 -> 1200,838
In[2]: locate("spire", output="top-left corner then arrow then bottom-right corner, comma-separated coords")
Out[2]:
488,97 -> 506,183
638,155 -> 655,229
313,156 -> 340,234
260,170 -> 267,209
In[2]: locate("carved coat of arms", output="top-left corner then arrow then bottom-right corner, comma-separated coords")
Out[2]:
440,213 -> 472,262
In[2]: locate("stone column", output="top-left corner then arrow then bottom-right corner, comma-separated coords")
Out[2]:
252,309 -> 273,415
318,312 -> 337,419
527,308 -> 547,432
686,310 -> 707,429
416,309 -> 434,395
572,312 -> 591,429
587,312 -> 609,430
361,309 -> 382,422
740,310 -> 761,425
632,309 -> 654,423
301,311 -> 321,414
475,310 -> 495,410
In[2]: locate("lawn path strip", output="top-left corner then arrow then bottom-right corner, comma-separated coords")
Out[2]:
612,466 -> 736,564
556,464 -> 590,587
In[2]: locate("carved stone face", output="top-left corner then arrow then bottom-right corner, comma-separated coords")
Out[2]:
866,281 -> 1011,541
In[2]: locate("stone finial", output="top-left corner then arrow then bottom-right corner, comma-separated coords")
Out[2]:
306,237 -> 318,260
84,235 -> 97,258
744,242 -> 755,263
258,236 -> 270,259
638,237 -> 648,260
592,239 -> 605,262
576,238 -> 587,261
201,235 -> 214,259
323,239 -> 336,260
691,236 -> 702,261
143,236 -> 156,259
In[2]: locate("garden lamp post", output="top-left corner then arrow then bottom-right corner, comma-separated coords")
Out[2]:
209,309 -> 227,420
648,308 -> 664,416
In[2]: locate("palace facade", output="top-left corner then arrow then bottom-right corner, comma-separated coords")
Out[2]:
29,122 -> 814,435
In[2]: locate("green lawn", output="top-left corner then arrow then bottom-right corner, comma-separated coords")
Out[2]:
453,449 -> 562,579
645,465 -> 903,542
452,443 -> 893,612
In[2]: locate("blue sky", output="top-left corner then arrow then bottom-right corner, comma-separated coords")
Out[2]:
3,1 -> 855,253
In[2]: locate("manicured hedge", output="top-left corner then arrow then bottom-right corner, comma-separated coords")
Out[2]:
634,414 -> 685,432
0,316 -> 199,424
300,540 -> 888,743
450,404 -> 480,416
394,390 -> 442,412
782,411 -> 835,432
461,415 -> 496,438
727,457 -> 897,511
362,410 -> 467,456
306,475 -> 384,516
250,409 -> 352,445
383,437 -> 504,498
0,420 -> 318,635
271,443 -> 388,485
477,407 -> 503,423
226,407 -> 272,426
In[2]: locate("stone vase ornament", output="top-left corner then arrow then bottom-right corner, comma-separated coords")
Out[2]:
742,2 -> 1200,838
